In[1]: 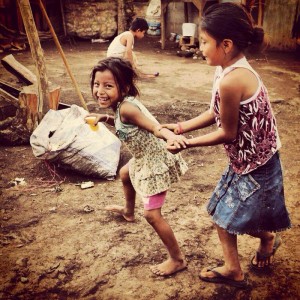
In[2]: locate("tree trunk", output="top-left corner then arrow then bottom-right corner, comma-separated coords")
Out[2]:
117,0 -> 126,34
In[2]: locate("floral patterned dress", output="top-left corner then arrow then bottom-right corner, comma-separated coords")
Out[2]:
115,97 -> 188,196
211,57 -> 281,174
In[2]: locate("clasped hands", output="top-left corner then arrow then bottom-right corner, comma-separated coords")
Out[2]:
161,123 -> 190,154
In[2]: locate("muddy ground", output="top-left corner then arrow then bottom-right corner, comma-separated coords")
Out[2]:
0,36 -> 299,300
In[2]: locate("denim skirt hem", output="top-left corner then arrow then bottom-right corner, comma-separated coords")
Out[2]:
212,218 -> 292,236
207,152 -> 291,235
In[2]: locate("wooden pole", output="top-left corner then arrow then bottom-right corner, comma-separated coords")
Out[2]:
17,0 -> 49,115
258,0 -> 263,27
38,0 -> 88,111
161,0 -> 170,50
59,0 -> 67,37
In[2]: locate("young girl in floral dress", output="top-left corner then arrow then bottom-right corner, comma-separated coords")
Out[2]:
87,57 -> 188,276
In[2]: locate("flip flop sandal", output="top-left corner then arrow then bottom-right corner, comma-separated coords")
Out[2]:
199,267 -> 249,289
250,234 -> 282,270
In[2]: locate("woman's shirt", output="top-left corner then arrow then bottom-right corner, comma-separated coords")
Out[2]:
211,57 -> 281,174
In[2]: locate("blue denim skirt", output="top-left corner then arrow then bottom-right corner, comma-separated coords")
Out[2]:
207,152 -> 291,235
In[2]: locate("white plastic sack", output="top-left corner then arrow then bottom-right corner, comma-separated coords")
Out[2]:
30,105 -> 121,180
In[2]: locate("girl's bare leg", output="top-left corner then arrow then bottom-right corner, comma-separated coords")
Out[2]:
105,163 -> 135,222
200,225 -> 244,281
145,208 -> 187,276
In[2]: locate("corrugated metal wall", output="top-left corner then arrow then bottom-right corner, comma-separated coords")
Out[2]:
264,0 -> 300,50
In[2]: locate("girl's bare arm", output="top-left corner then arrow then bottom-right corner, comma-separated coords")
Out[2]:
162,109 -> 216,135
120,102 -> 188,148
168,73 -> 242,151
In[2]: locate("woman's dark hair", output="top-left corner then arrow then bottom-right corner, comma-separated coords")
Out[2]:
90,57 -> 139,99
201,3 -> 264,51
130,17 -> 149,32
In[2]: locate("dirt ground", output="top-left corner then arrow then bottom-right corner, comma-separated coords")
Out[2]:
0,35 -> 299,300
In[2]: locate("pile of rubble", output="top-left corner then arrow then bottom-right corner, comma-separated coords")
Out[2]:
0,24 -> 53,53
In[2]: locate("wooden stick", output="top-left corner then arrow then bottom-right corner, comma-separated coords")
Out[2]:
38,0 -> 88,111
17,0 -> 49,115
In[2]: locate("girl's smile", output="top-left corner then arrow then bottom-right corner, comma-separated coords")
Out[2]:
93,70 -> 121,110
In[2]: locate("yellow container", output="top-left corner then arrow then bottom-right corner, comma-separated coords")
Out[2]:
85,116 -> 99,131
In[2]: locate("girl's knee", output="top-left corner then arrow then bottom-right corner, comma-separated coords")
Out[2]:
119,165 -> 130,183
144,209 -> 161,225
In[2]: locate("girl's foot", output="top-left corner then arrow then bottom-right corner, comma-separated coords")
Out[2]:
140,73 -> 159,79
104,205 -> 135,222
150,258 -> 187,276
251,233 -> 282,269
200,265 -> 244,282
199,266 -> 248,288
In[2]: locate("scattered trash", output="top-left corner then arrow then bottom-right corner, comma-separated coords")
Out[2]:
20,277 -> 29,283
49,207 -> 57,213
80,181 -> 94,189
169,32 -> 177,41
83,205 -> 94,213
46,262 -> 60,273
177,50 -> 193,58
9,177 -> 27,187
42,186 -> 63,193
91,38 -> 109,43
177,47 -> 204,59
30,105 -> 121,180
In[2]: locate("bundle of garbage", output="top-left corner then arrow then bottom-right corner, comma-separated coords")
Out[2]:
30,105 -> 122,180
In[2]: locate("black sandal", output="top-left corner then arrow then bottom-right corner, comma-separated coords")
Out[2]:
250,234 -> 282,270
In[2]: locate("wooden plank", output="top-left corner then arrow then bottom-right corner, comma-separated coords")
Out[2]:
18,90 -> 39,132
0,88 -> 19,108
48,86 -> 61,110
0,79 -> 22,98
1,54 -> 37,85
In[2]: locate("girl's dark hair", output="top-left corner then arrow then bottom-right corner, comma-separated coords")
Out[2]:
90,57 -> 139,99
130,17 -> 149,32
201,3 -> 264,51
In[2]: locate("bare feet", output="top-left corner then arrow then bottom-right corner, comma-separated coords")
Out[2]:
150,258 -> 187,276
104,205 -> 135,222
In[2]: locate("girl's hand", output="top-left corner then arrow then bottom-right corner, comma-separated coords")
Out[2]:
169,134 -> 189,149
166,140 -> 183,154
161,123 -> 182,134
85,114 -> 100,125
166,136 -> 189,154
85,113 -> 110,124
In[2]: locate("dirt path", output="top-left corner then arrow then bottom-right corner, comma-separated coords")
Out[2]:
0,36 -> 299,299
